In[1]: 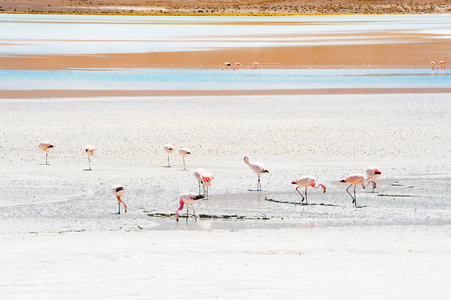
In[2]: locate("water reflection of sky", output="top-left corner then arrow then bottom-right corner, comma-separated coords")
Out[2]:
0,14 -> 450,55
0,69 -> 448,90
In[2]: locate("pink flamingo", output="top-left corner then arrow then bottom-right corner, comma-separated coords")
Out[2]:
340,174 -> 376,207
175,192 -> 205,221
243,156 -> 269,191
222,62 -> 231,70
431,61 -> 435,70
113,185 -> 127,214
200,172 -> 214,199
439,61 -> 447,70
233,62 -> 241,70
194,168 -> 206,194
366,166 -> 382,192
178,147 -> 192,170
291,176 -> 326,204
85,144 -> 95,170
252,62 -> 259,70
39,141 -> 54,165
164,143 -> 174,167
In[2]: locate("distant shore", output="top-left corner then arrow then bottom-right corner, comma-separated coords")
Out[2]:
0,0 -> 450,15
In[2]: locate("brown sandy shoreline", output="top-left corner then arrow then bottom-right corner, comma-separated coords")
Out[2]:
0,0 -> 450,15
2,88 -> 451,99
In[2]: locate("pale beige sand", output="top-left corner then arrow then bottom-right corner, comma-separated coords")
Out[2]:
1,88 -> 451,99
1,225 -> 450,298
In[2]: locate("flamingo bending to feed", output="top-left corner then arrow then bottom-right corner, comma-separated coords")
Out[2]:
340,174 -> 376,207
244,156 -> 269,191
164,143 -> 174,167
85,144 -> 95,170
113,185 -> 127,214
431,61 -> 435,70
175,192 -> 205,221
39,141 -> 54,165
194,168 -> 206,194
291,176 -> 326,205
365,166 -> 382,192
234,62 -> 241,70
178,147 -> 192,170
252,62 -> 259,70
200,171 -> 214,199
439,61 -> 447,70
222,62 -> 231,70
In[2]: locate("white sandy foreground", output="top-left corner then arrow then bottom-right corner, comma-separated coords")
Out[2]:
1,225 -> 450,299
1,93 -> 450,298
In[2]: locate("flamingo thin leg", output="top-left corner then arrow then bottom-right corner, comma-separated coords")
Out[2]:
192,205 -> 197,220
346,184 -> 357,206
295,186 -> 305,202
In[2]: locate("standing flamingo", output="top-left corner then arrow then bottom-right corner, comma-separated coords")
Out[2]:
200,172 -> 214,199
39,141 -> 54,165
340,174 -> 376,207
175,192 -> 205,221
243,156 -> 269,191
222,62 -> 231,70
113,185 -> 127,214
252,62 -> 259,70
164,143 -> 174,167
178,147 -> 192,170
85,145 -> 95,170
439,61 -> 447,70
194,168 -> 206,194
431,61 -> 435,70
234,62 -> 241,70
291,176 -> 326,205
365,166 -> 382,192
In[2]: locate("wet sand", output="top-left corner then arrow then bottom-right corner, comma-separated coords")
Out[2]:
1,39 -> 450,70
1,87 -> 451,99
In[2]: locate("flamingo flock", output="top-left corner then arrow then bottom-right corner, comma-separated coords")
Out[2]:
430,60 -> 447,70
36,140 -> 383,219
222,62 -> 258,70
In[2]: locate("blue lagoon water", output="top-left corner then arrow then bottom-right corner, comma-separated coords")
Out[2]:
0,68 -> 449,91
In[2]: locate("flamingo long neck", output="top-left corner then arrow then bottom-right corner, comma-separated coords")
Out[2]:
175,200 -> 185,218
364,179 -> 376,187
312,183 -> 322,189
117,196 -> 127,210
